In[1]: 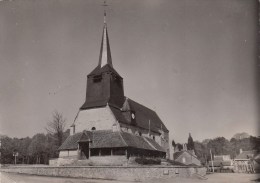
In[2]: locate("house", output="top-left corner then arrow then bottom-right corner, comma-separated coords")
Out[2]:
173,144 -> 201,166
56,10 -> 170,166
252,154 -> 260,173
208,155 -> 233,172
173,150 -> 201,166
233,149 -> 258,173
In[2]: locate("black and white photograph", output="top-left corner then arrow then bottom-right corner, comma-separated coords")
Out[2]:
0,0 -> 259,182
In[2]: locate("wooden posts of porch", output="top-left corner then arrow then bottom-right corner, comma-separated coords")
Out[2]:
125,149 -> 128,159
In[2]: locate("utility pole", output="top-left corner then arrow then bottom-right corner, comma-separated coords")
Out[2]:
13,152 -> 18,165
210,149 -> 214,173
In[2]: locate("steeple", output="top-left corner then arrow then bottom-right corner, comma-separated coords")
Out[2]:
98,2 -> 112,68
80,3 -> 125,110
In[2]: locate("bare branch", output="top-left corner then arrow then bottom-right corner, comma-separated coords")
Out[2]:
45,110 -> 67,146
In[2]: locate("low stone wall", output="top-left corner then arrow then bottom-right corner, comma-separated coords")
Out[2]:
0,165 -> 206,181
90,156 -> 128,166
50,155 -> 128,166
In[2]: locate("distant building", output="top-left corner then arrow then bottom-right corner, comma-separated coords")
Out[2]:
173,144 -> 201,166
57,11 -> 169,165
233,149 -> 259,173
208,155 -> 233,172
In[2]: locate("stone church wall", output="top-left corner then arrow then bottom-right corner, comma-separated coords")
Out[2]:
59,150 -> 78,158
74,106 -> 118,133
161,132 -> 170,158
120,123 -> 160,139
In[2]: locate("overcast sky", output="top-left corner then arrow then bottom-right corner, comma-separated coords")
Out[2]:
0,0 -> 259,143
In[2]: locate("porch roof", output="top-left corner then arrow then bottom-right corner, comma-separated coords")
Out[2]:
59,130 -> 165,153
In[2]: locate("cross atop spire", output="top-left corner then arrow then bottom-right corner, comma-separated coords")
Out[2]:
103,1 -> 108,24
98,0 -> 112,68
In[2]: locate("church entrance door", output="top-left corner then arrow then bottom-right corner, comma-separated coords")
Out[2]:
79,142 -> 89,159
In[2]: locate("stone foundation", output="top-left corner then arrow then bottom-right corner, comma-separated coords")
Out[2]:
0,165 -> 206,181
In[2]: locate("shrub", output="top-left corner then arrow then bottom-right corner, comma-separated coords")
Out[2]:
134,157 -> 161,165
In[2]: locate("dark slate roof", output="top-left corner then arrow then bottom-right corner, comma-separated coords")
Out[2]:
234,150 -> 256,160
88,64 -> 121,78
58,132 -> 83,150
90,130 -> 126,148
173,151 -> 184,160
121,132 -> 161,152
78,131 -> 91,142
208,160 -> 233,167
144,137 -> 165,152
254,154 -> 260,164
80,100 -> 108,110
110,98 -> 169,133
59,130 -> 165,153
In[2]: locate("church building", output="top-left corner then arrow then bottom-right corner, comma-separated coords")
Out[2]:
58,11 -> 170,164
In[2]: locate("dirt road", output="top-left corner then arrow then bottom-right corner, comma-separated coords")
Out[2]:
1,172 -> 259,183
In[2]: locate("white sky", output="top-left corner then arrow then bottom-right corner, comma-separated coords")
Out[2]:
0,0 -> 259,143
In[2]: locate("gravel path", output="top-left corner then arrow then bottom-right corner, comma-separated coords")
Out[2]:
1,172 -> 259,183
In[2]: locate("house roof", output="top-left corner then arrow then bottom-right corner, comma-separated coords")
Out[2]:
110,98 -> 169,134
80,99 -> 109,110
234,150 -> 256,160
173,150 -> 198,160
208,160 -> 233,167
120,132 -> 165,152
58,132 -> 83,150
173,151 -> 184,160
254,154 -> 260,164
90,130 -> 126,148
59,130 -> 165,153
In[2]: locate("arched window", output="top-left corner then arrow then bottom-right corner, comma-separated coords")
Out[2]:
91,127 -> 96,131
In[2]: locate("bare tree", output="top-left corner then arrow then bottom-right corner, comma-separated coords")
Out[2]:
45,111 -> 66,146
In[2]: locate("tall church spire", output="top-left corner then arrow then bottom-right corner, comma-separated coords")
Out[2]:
98,1 -> 112,68
81,1 -> 124,110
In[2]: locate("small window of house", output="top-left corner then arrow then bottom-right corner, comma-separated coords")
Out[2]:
91,127 -> 96,131
93,75 -> 102,83
153,136 -> 155,140
139,132 -> 142,136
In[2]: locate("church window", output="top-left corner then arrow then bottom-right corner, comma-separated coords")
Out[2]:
93,75 -> 102,83
91,127 -> 96,131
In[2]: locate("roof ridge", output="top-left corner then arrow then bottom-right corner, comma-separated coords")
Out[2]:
174,150 -> 198,159
127,98 -> 155,113
118,131 -> 128,147
143,137 -> 157,150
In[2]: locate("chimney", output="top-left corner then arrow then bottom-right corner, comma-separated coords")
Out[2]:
183,143 -> 187,151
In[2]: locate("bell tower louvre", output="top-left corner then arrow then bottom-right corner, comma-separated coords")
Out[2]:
80,12 -> 125,110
